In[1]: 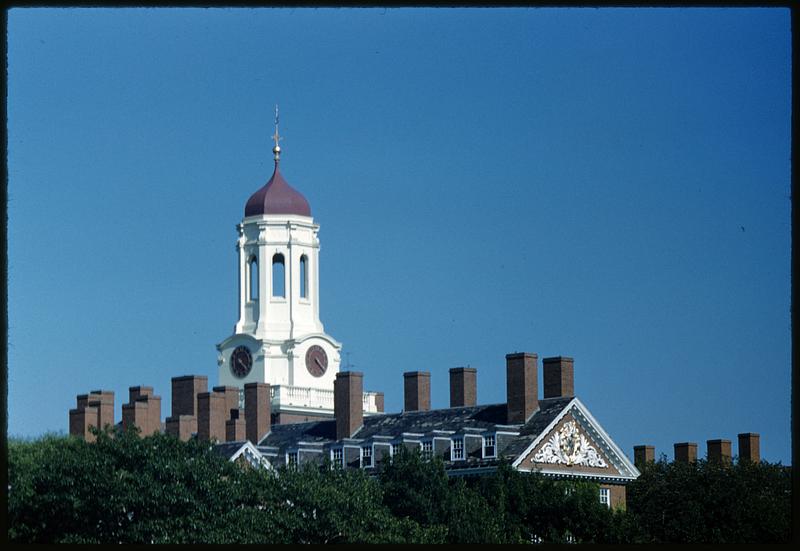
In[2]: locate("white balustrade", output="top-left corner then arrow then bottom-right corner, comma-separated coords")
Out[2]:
268,385 -> 380,413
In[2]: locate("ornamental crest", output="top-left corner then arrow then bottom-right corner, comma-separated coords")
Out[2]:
532,420 -> 608,468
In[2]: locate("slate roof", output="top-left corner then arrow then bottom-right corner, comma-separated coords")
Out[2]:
213,441 -> 251,461
256,397 -> 574,460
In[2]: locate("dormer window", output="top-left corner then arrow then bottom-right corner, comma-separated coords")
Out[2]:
331,448 -> 343,468
451,438 -> 464,461
483,435 -> 496,458
361,446 -> 373,468
421,440 -> 433,460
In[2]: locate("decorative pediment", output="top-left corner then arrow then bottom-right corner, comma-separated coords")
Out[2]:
533,420 -> 608,468
512,398 -> 640,480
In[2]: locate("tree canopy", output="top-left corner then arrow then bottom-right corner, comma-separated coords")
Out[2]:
6,431 -> 791,544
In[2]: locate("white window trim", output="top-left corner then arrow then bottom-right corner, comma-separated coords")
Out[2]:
361,445 -> 373,468
451,438 -> 464,461
599,487 -> 611,508
331,447 -> 343,468
483,435 -> 496,458
421,440 -> 433,459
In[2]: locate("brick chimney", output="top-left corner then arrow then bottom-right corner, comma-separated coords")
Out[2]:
449,367 -> 477,407
165,375 -> 207,441
506,353 -> 538,424
633,445 -> 655,469
707,439 -> 732,464
542,357 -> 574,399
674,442 -> 698,463
226,409 -> 247,441
213,385 -> 241,419
69,394 -> 100,442
374,391 -> 385,413
122,399 -> 149,434
334,371 -> 363,440
244,382 -> 271,444
403,371 -> 431,412
87,390 -> 115,430
122,386 -> 162,436
738,432 -> 760,463
198,391 -> 226,442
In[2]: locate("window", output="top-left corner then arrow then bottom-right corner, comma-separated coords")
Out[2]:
483,435 -> 496,458
272,253 -> 285,297
452,438 -> 464,461
391,443 -> 401,457
361,446 -> 373,468
249,257 -> 259,300
421,441 -> 433,460
287,451 -> 298,467
299,255 -> 308,298
599,487 -> 610,508
331,448 -> 343,468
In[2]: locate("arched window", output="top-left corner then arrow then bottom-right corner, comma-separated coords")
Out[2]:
249,257 -> 259,301
299,255 -> 308,299
272,253 -> 285,297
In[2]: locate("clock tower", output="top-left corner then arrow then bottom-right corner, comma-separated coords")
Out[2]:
216,109 -> 380,423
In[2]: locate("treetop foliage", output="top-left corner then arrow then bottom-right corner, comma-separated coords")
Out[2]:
6,430 -> 791,544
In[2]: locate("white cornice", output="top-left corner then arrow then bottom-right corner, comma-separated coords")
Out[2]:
510,398 -> 640,480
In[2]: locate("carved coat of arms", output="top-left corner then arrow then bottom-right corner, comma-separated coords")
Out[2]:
532,420 -> 608,468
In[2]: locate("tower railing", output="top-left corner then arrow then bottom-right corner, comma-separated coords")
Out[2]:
267,384 -> 380,413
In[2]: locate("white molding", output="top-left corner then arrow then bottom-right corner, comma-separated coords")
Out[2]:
510,398 -> 640,480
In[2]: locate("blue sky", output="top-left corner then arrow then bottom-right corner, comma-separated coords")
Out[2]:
7,8 -> 792,464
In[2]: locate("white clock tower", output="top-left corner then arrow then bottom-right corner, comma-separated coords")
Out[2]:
217,109 -> 380,422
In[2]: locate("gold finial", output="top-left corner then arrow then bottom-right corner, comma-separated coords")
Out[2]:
272,104 -> 282,163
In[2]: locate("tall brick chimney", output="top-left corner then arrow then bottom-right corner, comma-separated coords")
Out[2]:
449,367 -> 477,407
166,375 -> 207,441
69,394 -> 100,442
87,390 -> 115,430
506,353 -> 538,424
198,391 -> 226,442
542,357 -> 574,399
403,371 -> 431,412
374,391 -> 385,413
334,371 -> 363,440
738,432 -> 760,463
244,382 -> 271,444
707,439 -> 732,464
633,445 -> 655,469
674,442 -> 698,463
121,386 -> 161,436
213,385 -> 241,419
226,409 -> 247,442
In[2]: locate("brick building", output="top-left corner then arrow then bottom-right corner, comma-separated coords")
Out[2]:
68,125 -> 641,508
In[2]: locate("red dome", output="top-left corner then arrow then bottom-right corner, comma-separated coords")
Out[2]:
244,163 -> 311,217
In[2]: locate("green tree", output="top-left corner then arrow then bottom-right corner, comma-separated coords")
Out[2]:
627,458 -> 791,543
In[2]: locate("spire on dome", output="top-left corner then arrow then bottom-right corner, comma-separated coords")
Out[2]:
272,104 -> 282,163
243,107 -> 311,218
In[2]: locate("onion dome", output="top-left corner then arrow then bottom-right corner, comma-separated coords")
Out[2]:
244,105 -> 311,217
244,163 -> 311,217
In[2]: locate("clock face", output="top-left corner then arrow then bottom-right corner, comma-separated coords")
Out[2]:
230,346 -> 253,378
305,345 -> 328,377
